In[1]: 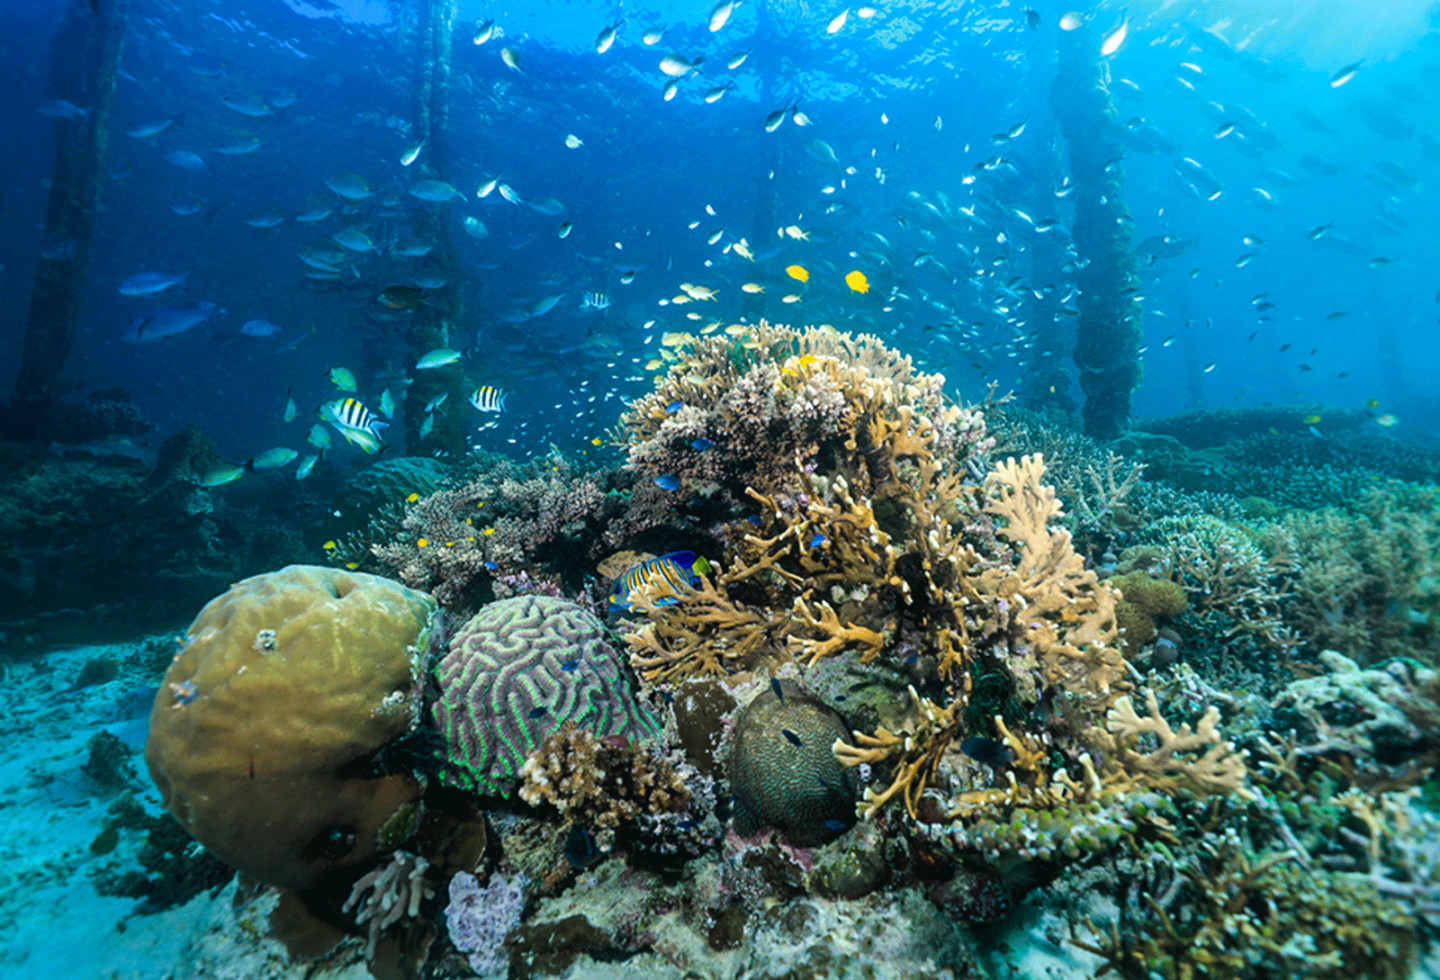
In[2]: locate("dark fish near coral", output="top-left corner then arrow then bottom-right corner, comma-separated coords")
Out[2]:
378,284 -> 429,310
770,678 -> 785,705
960,736 -> 1015,768
610,551 -> 701,610
781,729 -> 803,747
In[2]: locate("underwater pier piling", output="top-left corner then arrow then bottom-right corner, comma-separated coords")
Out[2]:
1048,17 -> 1143,440
403,0 -> 467,460
7,0 -> 128,441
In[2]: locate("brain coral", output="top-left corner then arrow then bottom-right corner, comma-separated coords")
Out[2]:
431,595 -> 660,796
728,682 -> 857,847
144,565 -> 436,892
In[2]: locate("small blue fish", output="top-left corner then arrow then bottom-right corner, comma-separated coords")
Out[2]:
561,659 -> 580,673
781,728 -> 803,747
691,437 -> 715,451
484,560 -> 499,571
654,474 -> 681,491
665,400 -> 683,413
746,515 -> 762,526
823,819 -> 847,833
808,531 -> 827,549
610,550 -> 701,610
528,706 -> 548,720
676,818 -> 700,830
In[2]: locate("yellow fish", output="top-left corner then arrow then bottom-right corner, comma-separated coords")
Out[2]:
741,282 -> 764,294
725,324 -> 748,336
591,437 -> 604,446
661,331 -> 694,346
645,359 -> 663,370
730,240 -> 755,261
406,492 -> 420,503
701,321 -> 721,334
1302,414 -> 1322,425
845,270 -> 869,294
687,311 -> 703,320
785,265 -> 809,283
1366,398 -> 1379,410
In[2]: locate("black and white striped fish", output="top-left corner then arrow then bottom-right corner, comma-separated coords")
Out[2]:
469,386 -> 507,413
580,291 -> 611,311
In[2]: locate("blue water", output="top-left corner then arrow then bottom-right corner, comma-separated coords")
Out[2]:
5,0 -> 1437,465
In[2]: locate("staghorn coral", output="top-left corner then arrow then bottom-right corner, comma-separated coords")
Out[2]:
431,595 -> 661,796
1132,513 -> 1299,653
518,720 -> 690,829
1072,828 -> 1418,980
342,850 -> 436,961
1268,483 -> 1440,663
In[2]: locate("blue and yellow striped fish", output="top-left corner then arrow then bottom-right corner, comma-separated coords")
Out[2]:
610,551 -> 701,610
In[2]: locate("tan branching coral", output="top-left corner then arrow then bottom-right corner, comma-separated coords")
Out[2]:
517,721 -> 690,828
976,454 -> 1127,708
832,685 -> 964,820
1093,690 -> 1253,800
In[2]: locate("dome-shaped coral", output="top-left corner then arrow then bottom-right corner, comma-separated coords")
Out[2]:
431,595 -> 660,795
728,681 -> 857,847
144,565 -> 436,891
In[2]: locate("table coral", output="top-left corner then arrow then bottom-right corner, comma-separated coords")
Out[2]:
144,564 -> 437,891
431,595 -> 661,796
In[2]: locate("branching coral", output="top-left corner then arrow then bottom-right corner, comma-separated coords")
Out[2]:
342,851 -> 436,961
976,454 -> 1127,708
1133,513 -> 1299,653
370,451 -> 631,608
1094,690 -> 1253,800
1071,828 -> 1418,980
1268,483 -> 1440,663
518,720 -> 690,829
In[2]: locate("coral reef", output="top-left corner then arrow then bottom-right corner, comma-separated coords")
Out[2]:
1269,484 -> 1440,663
431,595 -> 661,796
369,450 -> 640,608
1112,570 -> 1188,655
518,720 -> 691,829
727,682 -> 857,846
342,850 -> 436,961
445,869 -> 529,975
145,564 -> 436,891
46,389 -> 155,444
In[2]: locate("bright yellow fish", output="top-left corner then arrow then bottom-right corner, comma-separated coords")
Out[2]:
591,437 -> 603,446
785,265 -> 809,283
845,270 -> 869,294
1302,414 -> 1321,425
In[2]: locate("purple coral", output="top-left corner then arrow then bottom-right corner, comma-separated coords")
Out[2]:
445,870 -> 528,975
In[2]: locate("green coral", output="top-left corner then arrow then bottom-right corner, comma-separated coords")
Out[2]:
1112,571 -> 1189,654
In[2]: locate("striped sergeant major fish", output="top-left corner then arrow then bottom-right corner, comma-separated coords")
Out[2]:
321,397 -> 388,453
469,385 -> 507,413
610,551 -> 700,611
580,291 -> 612,311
